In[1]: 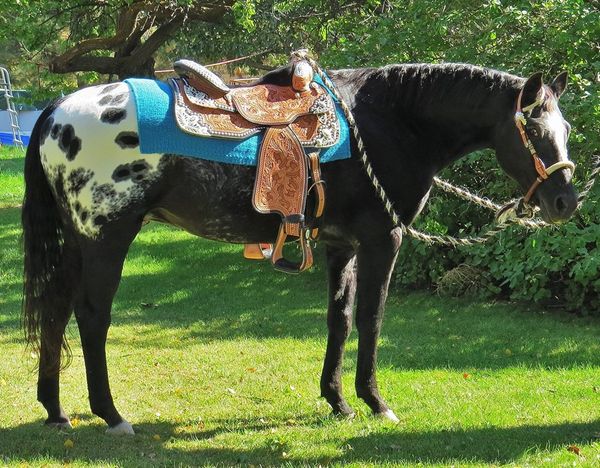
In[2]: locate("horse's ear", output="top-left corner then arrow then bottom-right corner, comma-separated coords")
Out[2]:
550,71 -> 568,98
521,72 -> 544,108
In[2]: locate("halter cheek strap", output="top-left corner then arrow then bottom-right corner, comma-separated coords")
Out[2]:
514,86 -> 575,203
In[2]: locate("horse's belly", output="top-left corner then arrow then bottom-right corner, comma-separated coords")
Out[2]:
144,157 -> 283,243
39,82 -> 166,238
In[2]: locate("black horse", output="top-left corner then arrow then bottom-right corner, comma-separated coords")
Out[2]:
22,62 -> 577,434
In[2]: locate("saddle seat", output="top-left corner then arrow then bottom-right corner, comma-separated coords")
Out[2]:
170,57 -> 337,273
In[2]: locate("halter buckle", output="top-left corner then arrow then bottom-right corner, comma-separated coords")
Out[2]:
514,111 -> 526,125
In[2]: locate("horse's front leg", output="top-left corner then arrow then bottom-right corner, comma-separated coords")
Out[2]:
355,227 -> 402,422
320,244 -> 357,416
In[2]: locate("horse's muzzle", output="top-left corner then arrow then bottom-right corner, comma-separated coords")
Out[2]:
538,188 -> 578,223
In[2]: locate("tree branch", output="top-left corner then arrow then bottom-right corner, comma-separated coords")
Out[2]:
47,0 -> 234,76
126,18 -> 183,69
50,2 -> 147,68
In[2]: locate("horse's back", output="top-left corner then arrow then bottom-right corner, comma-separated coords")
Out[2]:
39,82 -> 165,238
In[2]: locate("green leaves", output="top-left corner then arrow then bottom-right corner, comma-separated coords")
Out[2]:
232,0 -> 257,32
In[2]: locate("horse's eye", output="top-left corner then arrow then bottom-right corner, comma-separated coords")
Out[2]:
529,128 -> 539,137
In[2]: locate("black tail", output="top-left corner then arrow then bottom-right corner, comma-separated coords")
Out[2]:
22,98 -> 79,371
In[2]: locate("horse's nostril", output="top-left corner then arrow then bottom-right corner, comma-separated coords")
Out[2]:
554,195 -> 568,215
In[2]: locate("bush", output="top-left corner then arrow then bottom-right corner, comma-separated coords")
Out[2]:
395,153 -> 600,313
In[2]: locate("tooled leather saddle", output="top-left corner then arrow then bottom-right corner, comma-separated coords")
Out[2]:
169,58 -> 341,273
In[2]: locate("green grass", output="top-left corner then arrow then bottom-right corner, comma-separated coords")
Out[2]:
1,145 -> 600,467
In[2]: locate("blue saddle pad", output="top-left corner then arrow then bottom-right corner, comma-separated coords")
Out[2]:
124,78 -> 351,166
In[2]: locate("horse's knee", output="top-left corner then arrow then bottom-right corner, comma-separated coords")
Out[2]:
328,317 -> 352,340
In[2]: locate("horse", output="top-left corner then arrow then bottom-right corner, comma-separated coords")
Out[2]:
22,62 -> 577,435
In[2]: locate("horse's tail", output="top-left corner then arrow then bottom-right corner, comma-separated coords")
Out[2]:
22,98 -> 79,371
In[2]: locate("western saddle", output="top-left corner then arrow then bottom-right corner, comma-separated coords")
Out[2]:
170,57 -> 340,273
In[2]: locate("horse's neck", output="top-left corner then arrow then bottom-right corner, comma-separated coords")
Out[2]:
372,65 -> 522,168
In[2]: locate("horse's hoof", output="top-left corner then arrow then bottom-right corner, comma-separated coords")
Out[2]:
329,400 -> 355,419
45,419 -> 72,430
377,409 -> 400,423
106,420 -> 135,436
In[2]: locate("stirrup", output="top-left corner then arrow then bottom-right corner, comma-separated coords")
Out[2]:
271,223 -> 313,274
243,243 -> 273,260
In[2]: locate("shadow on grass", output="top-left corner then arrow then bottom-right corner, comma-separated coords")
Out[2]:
337,421 -> 600,464
1,417 -> 598,465
0,157 -> 25,172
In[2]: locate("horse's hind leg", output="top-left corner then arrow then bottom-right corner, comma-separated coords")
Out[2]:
38,310 -> 74,428
36,237 -> 80,428
74,220 -> 141,435
320,244 -> 357,416
39,327 -> 72,428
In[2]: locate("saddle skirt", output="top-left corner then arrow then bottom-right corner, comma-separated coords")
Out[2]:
170,77 -> 340,148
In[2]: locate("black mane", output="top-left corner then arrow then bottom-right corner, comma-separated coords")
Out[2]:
333,63 -> 524,120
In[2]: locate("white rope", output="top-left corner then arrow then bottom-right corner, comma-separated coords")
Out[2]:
432,177 -> 548,229
577,155 -> 600,207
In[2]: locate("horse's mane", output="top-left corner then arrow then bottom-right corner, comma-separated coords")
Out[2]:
334,63 -> 525,115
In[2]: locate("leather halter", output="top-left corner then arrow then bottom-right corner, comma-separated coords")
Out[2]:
514,86 -> 575,203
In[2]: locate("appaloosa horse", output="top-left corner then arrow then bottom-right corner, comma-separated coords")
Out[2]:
23,63 -> 577,434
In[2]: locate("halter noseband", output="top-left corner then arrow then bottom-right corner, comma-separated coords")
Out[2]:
514,86 -> 575,203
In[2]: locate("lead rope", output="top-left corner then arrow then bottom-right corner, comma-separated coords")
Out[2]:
292,50 -> 600,247
576,155 -> 600,207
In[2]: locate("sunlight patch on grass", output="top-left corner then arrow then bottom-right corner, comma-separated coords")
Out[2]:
122,256 -> 174,277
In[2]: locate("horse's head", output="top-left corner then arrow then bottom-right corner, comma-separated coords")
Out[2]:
495,72 -> 577,223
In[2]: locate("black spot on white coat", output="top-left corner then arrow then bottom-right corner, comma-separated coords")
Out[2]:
112,159 -> 151,183
98,95 -> 113,106
99,83 -> 120,95
98,93 -> 127,107
58,124 -> 82,161
101,108 -> 127,124
67,168 -> 94,194
50,123 -> 62,140
115,131 -> 139,149
92,183 -> 118,204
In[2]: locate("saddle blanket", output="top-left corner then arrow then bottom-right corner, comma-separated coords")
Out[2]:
124,78 -> 351,165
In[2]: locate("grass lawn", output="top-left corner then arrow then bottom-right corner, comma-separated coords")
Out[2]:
1,145 -> 600,467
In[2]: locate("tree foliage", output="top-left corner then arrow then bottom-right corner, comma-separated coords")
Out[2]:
0,0 -> 233,82
1,0 -> 598,310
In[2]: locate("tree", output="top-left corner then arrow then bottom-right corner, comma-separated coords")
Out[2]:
2,1 -> 234,80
